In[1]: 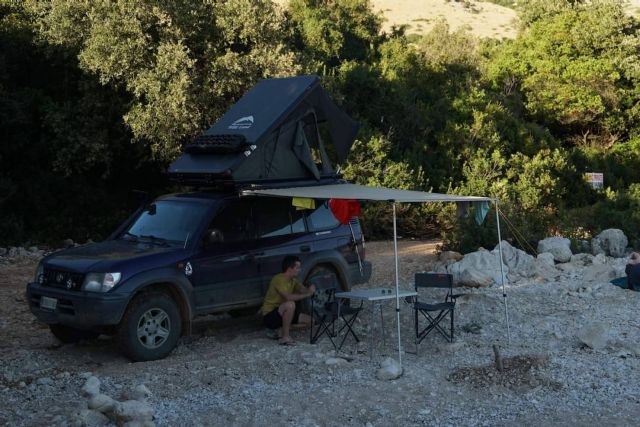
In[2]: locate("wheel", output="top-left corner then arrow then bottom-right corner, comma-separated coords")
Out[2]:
302,265 -> 345,314
49,324 -> 99,343
117,292 -> 181,362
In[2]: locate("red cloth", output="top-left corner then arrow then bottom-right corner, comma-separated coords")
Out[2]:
328,199 -> 361,224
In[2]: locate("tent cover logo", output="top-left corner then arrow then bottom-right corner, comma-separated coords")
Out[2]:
228,115 -> 254,129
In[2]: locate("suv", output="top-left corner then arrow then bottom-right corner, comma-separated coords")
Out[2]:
26,191 -> 371,361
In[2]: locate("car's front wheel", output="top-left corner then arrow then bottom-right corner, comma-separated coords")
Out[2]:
49,324 -> 99,343
117,292 -> 181,361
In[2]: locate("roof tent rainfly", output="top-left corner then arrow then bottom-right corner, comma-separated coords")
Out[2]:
242,183 -> 510,369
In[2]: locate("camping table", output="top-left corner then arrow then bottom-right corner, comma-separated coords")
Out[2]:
335,288 -> 417,360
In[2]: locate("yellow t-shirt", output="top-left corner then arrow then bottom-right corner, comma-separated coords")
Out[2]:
260,273 -> 305,315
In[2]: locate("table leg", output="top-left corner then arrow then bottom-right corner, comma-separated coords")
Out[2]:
380,302 -> 386,350
369,301 -> 375,361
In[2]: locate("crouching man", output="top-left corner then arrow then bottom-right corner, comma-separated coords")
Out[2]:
260,255 -> 315,345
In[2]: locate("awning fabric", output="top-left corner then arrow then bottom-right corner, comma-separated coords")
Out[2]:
241,183 -> 493,203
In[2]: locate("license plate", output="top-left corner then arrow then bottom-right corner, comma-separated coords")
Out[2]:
40,296 -> 57,311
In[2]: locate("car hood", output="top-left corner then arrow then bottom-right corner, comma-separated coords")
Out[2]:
43,240 -> 188,273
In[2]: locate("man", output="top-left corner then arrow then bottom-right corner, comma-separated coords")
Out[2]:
260,255 -> 315,345
626,252 -> 640,291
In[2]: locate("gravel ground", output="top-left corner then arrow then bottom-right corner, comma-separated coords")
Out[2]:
1,240 -> 640,426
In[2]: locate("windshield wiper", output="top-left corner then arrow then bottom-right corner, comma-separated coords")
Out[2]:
120,231 -> 140,241
139,234 -> 171,247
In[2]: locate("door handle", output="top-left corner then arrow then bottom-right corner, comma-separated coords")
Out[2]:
300,245 -> 311,253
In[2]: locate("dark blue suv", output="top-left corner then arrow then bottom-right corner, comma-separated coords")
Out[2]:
26,192 -> 371,361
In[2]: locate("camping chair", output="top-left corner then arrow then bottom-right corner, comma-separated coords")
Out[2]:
309,287 -> 362,351
411,272 -> 462,352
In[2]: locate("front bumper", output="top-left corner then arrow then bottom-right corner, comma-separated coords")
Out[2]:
26,282 -> 129,328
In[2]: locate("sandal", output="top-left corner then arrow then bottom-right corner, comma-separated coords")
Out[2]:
278,338 -> 296,346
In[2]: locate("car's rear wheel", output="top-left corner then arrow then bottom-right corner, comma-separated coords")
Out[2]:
303,265 -> 345,313
49,324 -> 99,343
117,292 -> 181,361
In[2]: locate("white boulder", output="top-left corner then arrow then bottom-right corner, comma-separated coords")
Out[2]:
577,323 -> 609,350
446,250 -> 507,288
114,400 -> 155,424
88,394 -> 117,413
376,357 -> 402,380
76,409 -> 110,426
495,241 -> 535,277
537,237 -> 572,263
81,376 -> 101,398
591,229 -> 628,258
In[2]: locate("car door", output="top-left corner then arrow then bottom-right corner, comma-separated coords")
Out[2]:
251,197 -> 310,295
189,198 -> 261,312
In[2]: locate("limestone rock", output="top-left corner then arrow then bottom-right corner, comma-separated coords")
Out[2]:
537,237 -> 572,263
439,251 -> 463,263
537,252 -> 555,266
81,376 -> 101,398
446,250 -> 507,288
591,229 -> 628,258
114,400 -> 155,423
88,394 -> 117,413
494,240 -> 535,277
582,264 -> 616,283
129,384 -> 152,402
76,409 -> 110,427
376,357 -> 402,380
577,323 -> 609,350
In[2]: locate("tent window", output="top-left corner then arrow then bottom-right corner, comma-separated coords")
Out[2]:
255,198 -> 305,238
306,201 -> 340,231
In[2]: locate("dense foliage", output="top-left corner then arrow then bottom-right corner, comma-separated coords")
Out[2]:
1,0 -> 638,252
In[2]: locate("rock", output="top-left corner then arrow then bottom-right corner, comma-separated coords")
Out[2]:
81,376 -> 101,397
63,238 -> 74,248
537,252 -> 555,266
88,394 -> 117,413
376,357 -> 402,380
495,241 -> 535,277
537,237 -> 572,263
122,421 -> 156,427
582,264 -> 616,283
570,253 -> 594,266
446,250 -> 507,288
28,246 -> 39,252
325,357 -> 348,366
76,409 -> 110,427
113,400 -> 155,423
591,229 -> 628,258
439,251 -> 463,263
129,384 -> 152,402
592,253 -> 607,265
36,377 -> 53,386
0,247 -> 6,256
577,323 -> 609,350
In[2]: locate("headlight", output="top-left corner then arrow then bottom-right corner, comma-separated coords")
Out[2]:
34,263 -> 44,284
82,272 -> 122,292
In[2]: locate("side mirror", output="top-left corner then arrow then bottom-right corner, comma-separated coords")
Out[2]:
207,229 -> 224,244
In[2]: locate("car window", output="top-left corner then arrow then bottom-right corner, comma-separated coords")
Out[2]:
255,198 -> 305,238
306,201 -> 340,231
126,200 -> 210,244
209,199 -> 254,242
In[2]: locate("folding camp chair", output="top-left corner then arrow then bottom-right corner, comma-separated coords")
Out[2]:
412,272 -> 462,352
309,287 -> 362,351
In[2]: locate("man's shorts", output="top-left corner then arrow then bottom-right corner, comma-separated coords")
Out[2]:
263,306 -> 300,330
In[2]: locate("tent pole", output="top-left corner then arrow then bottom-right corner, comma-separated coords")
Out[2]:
393,202 -> 402,368
495,199 -> 511,344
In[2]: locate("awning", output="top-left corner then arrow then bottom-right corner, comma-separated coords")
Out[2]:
241,183 -> 493,203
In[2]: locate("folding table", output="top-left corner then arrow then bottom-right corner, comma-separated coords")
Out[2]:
335,287 -> 417,359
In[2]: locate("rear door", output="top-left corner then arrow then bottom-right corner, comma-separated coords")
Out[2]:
251,197 -> 311,295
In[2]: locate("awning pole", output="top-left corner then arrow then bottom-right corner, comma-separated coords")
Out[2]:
393,202 -> 402,368
495,200 -> 511,344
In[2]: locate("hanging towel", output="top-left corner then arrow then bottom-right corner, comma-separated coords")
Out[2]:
292,197 -> 315,210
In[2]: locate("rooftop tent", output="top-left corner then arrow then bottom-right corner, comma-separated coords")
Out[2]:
168,75 -> 359,186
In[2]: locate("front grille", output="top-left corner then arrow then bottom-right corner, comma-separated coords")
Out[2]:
41,268 -> 84,291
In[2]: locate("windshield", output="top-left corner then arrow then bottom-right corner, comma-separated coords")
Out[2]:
122,200 -> 211,245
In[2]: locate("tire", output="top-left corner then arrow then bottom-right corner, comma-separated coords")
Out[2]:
117,292 -> 181,362
49,324 -> 99,343
302,265 -> 344,314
